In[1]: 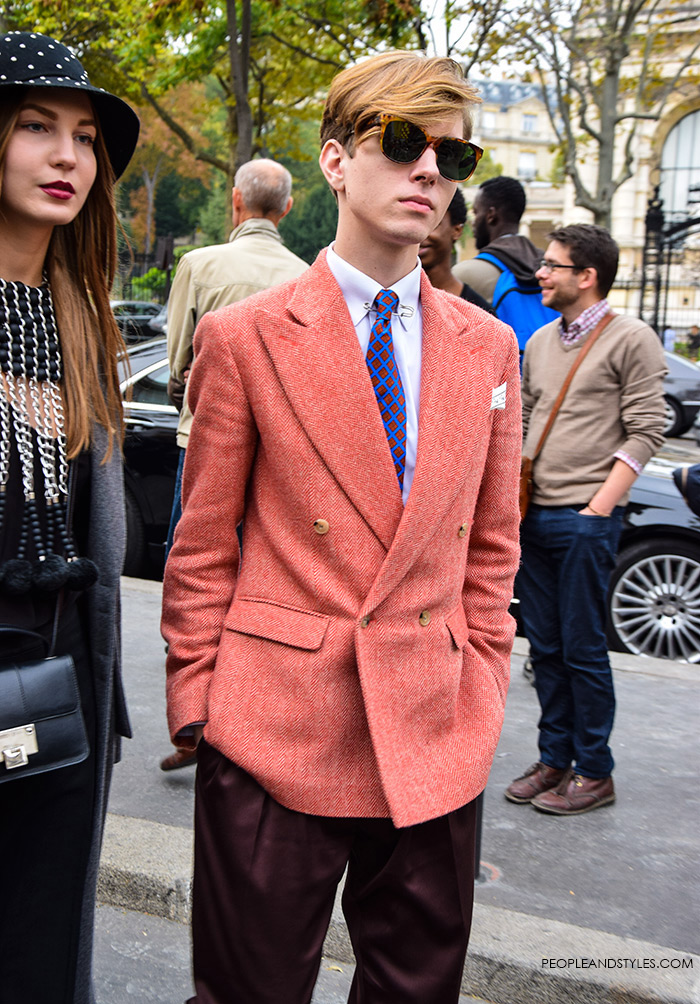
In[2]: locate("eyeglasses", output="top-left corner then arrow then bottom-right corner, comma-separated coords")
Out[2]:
538,259 -> 583,274
369,114 -> 483,183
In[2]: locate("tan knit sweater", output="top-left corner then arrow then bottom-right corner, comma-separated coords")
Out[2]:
522,313 -> 667,506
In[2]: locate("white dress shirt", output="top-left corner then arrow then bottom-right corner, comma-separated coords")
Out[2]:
326,244 -> 423,504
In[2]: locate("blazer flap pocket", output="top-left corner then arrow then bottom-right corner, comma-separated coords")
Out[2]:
445,607 -> 469,651
225,598 -> 329,651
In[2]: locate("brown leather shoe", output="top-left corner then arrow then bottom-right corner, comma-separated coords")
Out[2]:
160,747 -> 197,771
532,771 -> 615,815
505,761 -> 569,803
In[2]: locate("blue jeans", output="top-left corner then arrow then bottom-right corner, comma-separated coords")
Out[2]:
516,504 -> 624,778
165,446 -> 186,561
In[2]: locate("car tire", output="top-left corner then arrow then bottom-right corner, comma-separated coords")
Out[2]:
663,395 -> 686,437
124,486 -> 146,578
607,537 -> 700,662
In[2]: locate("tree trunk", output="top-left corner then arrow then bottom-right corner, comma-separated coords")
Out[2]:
226,0 -> 253,170
141,159 -> 162,257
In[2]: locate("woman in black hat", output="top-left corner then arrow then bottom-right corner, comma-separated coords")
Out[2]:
0,31 -> 139,1004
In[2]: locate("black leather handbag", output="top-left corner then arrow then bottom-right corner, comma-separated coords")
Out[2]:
0,626 -> 89,783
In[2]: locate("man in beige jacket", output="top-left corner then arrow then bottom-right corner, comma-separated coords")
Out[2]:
506,224 -> 666,815
161,158 -> 308,770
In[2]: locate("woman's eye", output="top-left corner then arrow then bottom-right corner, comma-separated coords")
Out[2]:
21,121 -> 47,133
76,133 -> 96,146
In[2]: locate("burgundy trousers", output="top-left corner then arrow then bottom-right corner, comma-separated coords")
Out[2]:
189,740 -> 477,1004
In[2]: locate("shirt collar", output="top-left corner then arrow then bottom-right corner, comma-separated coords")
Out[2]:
326,243 -> 422,330
559,298 -> 611,345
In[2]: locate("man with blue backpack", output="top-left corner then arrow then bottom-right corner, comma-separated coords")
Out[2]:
454,176 -> 558,350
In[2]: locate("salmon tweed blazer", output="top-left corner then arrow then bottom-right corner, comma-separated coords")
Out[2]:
162,250 -> 522,828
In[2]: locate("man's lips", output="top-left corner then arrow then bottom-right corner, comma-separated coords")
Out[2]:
400,195 -> 434,213
40,181 -> 75,200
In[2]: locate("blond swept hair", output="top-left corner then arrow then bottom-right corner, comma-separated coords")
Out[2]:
320,51 -> 480,152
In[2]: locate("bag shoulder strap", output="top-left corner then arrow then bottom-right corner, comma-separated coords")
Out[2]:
475,251 -> 506,273
531,312 -> 615,462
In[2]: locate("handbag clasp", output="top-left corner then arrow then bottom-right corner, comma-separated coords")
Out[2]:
0,725 -> 38,769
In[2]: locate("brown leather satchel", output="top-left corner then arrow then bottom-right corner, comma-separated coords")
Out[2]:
519,313 -> 614,521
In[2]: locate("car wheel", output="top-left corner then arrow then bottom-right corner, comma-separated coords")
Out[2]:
663,395 -> 685,437
124,486 -> 146,578
608,538 -> 700,663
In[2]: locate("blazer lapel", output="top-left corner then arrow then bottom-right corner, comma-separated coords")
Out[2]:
258,252 -> 403,550
366,274 -> 494,608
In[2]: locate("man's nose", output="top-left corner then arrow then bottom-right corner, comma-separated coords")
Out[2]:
409,144 -> 440,183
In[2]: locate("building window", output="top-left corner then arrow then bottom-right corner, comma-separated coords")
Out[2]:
522,114 -> 537,133
481,110 -> 496,129
518,151 -> 537,181
659,109 -> 700,217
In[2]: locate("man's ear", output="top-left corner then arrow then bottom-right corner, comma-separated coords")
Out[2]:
451,222 -> 464,244
279,196 -> 293,221
319,139 -> 347,194
579,266 -> 599,293
231,186 -> 243,226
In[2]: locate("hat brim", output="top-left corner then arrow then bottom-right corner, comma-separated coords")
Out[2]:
0,79 -> 140,179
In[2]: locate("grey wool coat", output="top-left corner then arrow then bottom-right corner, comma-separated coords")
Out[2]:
75,421 -> 131,1003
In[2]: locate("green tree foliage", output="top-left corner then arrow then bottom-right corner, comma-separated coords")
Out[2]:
198,174 -> 231,247
3,1 -> 421,187
278,182 -> 338,264
155,173 -> 209,241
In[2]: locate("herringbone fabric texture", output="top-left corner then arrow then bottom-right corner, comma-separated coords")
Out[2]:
366,289 -> 406,488
162,252 -> 523,828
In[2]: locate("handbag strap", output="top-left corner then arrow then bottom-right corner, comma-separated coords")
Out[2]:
0,591 -> 63,659
0,626 -> 50,656
531,312 -> 615,462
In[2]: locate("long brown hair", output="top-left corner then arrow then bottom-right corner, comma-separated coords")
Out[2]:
0,87 -> 126,459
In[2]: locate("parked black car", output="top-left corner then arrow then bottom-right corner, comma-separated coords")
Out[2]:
606,456 -> 700,662
120,342 -> 700,662
148,301 -> 168,336
111,300 -> 163,344
119,339 -> 179,576
663,351 -> 700,437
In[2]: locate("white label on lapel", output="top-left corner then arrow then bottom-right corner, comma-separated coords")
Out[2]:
491,382 -> 507,410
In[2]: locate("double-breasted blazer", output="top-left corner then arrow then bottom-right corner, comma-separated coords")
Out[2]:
162,250 -> 521,828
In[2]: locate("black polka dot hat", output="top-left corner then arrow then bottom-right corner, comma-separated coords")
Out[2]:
0,31 -> 139,178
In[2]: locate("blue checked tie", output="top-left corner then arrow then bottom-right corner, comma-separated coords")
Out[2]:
366,289 -> 406,490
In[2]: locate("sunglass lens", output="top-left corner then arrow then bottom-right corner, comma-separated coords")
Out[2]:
381,119 -> 428,164
437,139 -> 477,182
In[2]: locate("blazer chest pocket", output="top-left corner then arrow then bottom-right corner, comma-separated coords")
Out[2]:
445,607 -> 470,651
224,597 -> 329,651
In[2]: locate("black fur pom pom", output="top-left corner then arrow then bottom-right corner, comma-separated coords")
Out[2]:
33,553 -> 70,591
1,559 -> 34,595
66,557 -> 99,590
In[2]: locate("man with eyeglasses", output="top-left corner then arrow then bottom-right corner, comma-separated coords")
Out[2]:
162,50 -> 521,1004
506,224 -> 666,816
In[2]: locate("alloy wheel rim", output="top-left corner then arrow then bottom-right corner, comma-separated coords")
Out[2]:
611,553 -> 700,662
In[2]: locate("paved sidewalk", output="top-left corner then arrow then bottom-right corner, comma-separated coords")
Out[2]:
94,905 -> 497,1003
100,577 -> 700,1004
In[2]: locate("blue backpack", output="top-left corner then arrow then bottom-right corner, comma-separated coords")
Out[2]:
477,251 -> 559,351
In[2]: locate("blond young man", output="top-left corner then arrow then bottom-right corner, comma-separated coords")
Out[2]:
162,51 -> 521,1004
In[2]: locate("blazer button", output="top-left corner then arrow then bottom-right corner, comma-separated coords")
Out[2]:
360,616 -> 371,628
313,519 -> 330,535
419,610 -> 431,626
458,523 -> 468,538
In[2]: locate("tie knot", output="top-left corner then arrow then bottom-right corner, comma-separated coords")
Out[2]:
374,289 -> 399,317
